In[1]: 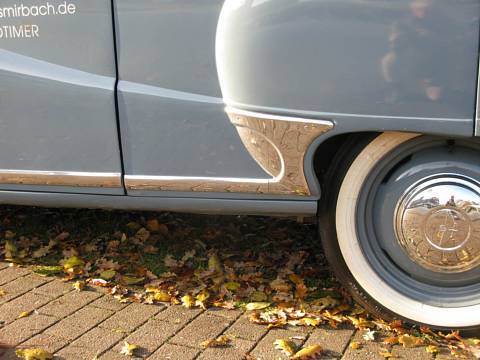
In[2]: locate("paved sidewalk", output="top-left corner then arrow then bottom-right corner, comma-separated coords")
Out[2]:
0,263 -> 439,359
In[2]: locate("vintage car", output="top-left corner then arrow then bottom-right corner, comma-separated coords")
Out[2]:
1,0 -> 479,330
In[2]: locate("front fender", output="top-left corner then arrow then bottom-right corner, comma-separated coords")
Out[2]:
216,0 -> 479,137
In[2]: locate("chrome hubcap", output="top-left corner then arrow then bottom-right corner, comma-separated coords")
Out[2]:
394,175 -> 480,273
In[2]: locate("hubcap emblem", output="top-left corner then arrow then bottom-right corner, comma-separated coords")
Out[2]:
395,176 -> 480,273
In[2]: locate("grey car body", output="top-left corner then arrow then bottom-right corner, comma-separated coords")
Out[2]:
0,0 -> 477,213
1,0 -> 480,329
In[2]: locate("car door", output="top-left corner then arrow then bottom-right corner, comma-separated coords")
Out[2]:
113,0 -> 270,197
0,0 -> 123,194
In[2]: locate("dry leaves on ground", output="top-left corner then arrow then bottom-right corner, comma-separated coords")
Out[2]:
0,207 -> 479,359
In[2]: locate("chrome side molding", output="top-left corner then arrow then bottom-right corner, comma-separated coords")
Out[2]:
476,55 -> 480,136
0,170 -> 122,188
125,108 -> 334,195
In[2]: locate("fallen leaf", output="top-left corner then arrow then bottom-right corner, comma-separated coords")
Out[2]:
363,329 -> 376,342
181,294 -> 195,308
250,291 -> 268,302
224,282 -> 241,292
152,290 -> 171,302
100,270 -> 117,280
5,240 -> 17,260
245,302 -> 271,311
425,345 -> 438,354
0,289 -> 5,297
121,276 -> 144,285
291,344 -> 323,359
89,278 -> 109,287
62,256 -> 85,270
208,254 -> 223,274
379,348 -> 396,358
274,339 -> 297,356
15,348 -> 53,360
120,341 -> 138,356
32,266 -> 64,277
349,341 -> 361,350
383,336 -> 398,345
201,335 -> 232,348
398,334 -> 423,348
18,311 -> 32,319
73,281 -> 85,291
299,317 -> 321,327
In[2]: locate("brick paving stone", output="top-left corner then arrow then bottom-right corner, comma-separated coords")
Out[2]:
342,331 -> 390,360
226,314 -> 269,342
33,279 -> 73,298
20,332 -> 70,354
0,313 -> 57,345
0,262 -> 10,270
91,295 -> 129,312
99,303 -> 163,333
44,305 -> 114,341
0,292 -> 52,324
154,305 -> 202,325
56,326 -> 125,360
102,318 -> 185,359
391,344 -> 434,360
149,343 -> 200,360
0,274 -> 50,304
304,325 -> 355,358
206,307 -> 243,321
0,266 -> 30,286
168,312 -> 233,349
249,327 -> 311,360
38,289 -> 102,318
197,337 -> 256,360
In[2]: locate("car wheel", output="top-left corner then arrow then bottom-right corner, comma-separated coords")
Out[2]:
319,132 -> 480,330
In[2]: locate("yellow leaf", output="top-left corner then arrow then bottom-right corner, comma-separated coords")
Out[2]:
288,274 -> 304,285
153,290 -> 171,302
425,345 -> 438,354
121,276 -> 144,285
5,239 -> 17,259
224,282 -> 241,292
313,296 -> 339,309
383,336 -> 398,345
32,266 -> 63,277
146,219 -> 161,232
299,317 -> 321,327
208,254 -> 223,274
0,289 -> 5,297
398,334 -> 423,348
18,311 -> 32,319
245,302 -> 271,311
120,341 -> 138,356
379,348 -> 396,358
196,289 -> 210,302
274,339 -> 297,356
350,341 -> 361,350
73,281 -> 85,291
201,335 -> 232,348
195,289 -> 210,309
15,348 -> 53,360
100,270 -> 116,280
291,344 -> 323,359
62,256 -> 85,270
250,291 -> 268,302
181,294 -> 195,308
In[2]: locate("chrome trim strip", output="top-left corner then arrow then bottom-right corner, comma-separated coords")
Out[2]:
0,170 -> 122,188
125,108 -> 334,195
475,54 -> 480,136
227,100 -> 470,122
